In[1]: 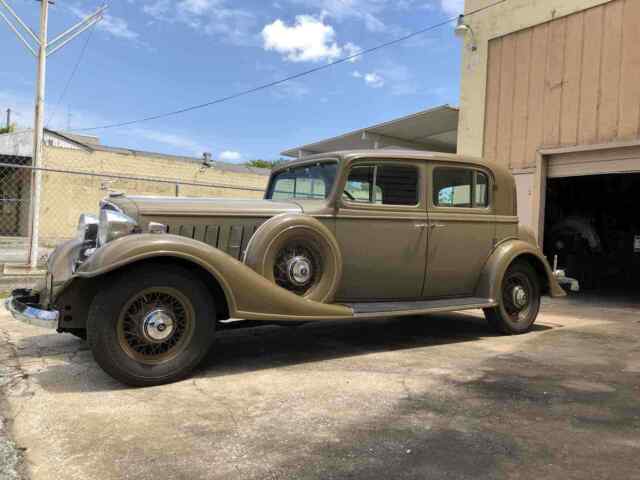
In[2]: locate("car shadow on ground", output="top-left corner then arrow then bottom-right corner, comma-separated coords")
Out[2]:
23,312 -> 552,392
197,312 -> 551,379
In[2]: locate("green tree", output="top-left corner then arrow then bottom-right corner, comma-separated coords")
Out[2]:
0,123 -> 15,135
245,159 -> 286,169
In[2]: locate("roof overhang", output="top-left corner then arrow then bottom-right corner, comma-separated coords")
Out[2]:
281,104 -> 459,158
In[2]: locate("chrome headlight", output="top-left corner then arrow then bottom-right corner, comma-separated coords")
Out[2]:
98,209 -> 139,245
77,214 -> 99,243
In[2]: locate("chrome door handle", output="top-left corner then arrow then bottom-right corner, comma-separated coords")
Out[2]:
429,223 -> 446,229
414,223 -> 428,229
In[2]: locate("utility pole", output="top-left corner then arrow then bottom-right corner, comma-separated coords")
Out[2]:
0,0 -> 105,268
5,108 -> 10,129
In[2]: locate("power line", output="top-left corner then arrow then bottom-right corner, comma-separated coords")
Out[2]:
77,0 -> 505,132
46,24 -> 96,128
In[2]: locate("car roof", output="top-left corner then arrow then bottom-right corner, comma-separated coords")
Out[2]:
271,149 -> 516,216
272,149 -> 503,175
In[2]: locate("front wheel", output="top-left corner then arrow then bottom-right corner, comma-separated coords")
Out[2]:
87,264 -> 216,386
484,261 -> 541,335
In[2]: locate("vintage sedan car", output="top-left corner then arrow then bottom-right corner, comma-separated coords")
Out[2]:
7,150 -> 566,386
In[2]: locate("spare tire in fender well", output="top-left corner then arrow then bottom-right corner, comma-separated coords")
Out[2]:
244,213 -> 343,303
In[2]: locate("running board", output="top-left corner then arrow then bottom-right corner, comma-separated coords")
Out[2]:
345,297 -> 497,319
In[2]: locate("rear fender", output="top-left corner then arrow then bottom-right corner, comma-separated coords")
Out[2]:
475,239 -> 566,301
76,234 -> 353,321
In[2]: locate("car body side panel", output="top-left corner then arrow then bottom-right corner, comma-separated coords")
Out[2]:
475,239 -> 566,301
75,234 -> 354,321
424,211 -> 495,298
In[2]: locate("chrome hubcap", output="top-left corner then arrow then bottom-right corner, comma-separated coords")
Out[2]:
142,309 -> 175,342
287,256 -> 313,286
512,285 -> 528,310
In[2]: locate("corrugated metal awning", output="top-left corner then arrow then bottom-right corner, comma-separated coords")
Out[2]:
281,104 -> 458,158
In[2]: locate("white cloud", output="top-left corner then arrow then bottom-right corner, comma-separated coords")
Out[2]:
141,0 -> 256,45
440,0 -> 464,16
343,42 -> 362,62
364,72 -> 385,88
262,15 -> 343,62
1,90 -> 214,157
219,150 -> 243,162
352,70 -> 384,88
131,128 -> 208,156
143,0 -> 170,17
352,62 -> 417,95
69,6 -> 139,40
99,14 -> 139,40
287,0 -> 388,32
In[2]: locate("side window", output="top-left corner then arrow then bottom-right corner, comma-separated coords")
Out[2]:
434,168 -> 472,207
434,168 -> 490,208
475,172 -> 489,207
345,165 -> 378,203
345,164 -> 418,206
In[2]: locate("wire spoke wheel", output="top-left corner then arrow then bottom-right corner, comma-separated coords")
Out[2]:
273,241 -> 323,296
116,287 -> 195,365
501,272 -> 534,324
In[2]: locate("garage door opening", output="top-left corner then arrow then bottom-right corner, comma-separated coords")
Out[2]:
544,173 -> 640,296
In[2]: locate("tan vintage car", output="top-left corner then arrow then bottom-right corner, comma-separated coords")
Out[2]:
7,150 -> 566,386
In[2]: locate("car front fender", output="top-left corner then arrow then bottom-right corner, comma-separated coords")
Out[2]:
475,239 -> 566,302
75,234 -> 353,321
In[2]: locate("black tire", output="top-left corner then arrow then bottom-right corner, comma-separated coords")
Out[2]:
67,329 -> 87,341
484,260 -> 541,335
87,264 -> 216,387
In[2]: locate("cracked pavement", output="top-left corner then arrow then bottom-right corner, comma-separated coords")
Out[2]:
1,294 -> 639,479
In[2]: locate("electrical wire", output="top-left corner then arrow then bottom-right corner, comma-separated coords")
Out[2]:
77,0 -> 505,132
45,25 -> 96,128
46,1 -> 107,128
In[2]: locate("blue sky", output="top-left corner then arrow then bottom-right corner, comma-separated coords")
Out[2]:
1,0 -> 464,162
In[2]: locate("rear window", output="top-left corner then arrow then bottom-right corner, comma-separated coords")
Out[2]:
434,168 -> 490,208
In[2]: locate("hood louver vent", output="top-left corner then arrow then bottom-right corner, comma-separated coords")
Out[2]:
167,222 -> 262,260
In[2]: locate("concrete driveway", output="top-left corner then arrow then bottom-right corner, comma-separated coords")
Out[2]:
1,296 -> 639,480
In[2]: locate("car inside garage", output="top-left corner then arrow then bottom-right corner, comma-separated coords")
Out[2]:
543,172 -> 640,295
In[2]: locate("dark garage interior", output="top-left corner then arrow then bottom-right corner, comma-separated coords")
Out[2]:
544,173 -> 640,295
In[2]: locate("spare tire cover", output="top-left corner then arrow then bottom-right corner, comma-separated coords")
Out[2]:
244,213 -> 342,303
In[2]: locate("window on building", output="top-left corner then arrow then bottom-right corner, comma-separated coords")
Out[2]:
434,168 -> 490,208
345,164 -> 419,206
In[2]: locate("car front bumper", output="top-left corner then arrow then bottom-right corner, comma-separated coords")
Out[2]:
5,289 -> 60,330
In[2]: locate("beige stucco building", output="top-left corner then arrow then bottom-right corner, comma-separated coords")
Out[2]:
0,130 -> 269,245
458,0 -> 640,290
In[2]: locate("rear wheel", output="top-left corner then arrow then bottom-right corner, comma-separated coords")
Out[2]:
87,265 -> 216,386
484,261 -> 541,335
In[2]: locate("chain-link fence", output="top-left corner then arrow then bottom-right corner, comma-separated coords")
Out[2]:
0,143 -> 270,283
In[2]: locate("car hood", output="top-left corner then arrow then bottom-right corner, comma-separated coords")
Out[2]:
109,195 -> 303,220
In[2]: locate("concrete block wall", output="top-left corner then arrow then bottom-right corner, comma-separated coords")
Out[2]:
38,146 -> 269,244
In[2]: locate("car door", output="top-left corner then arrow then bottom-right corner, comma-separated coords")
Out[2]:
334,160 -> 428,301
423,164 -> 494,298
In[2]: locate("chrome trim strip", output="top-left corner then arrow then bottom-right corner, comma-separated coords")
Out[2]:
352,301 -> 497,319
99,199 -> 124,213
5,296 -> 59,330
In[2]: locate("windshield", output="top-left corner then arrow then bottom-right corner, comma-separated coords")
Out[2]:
266,161 -> 338,200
